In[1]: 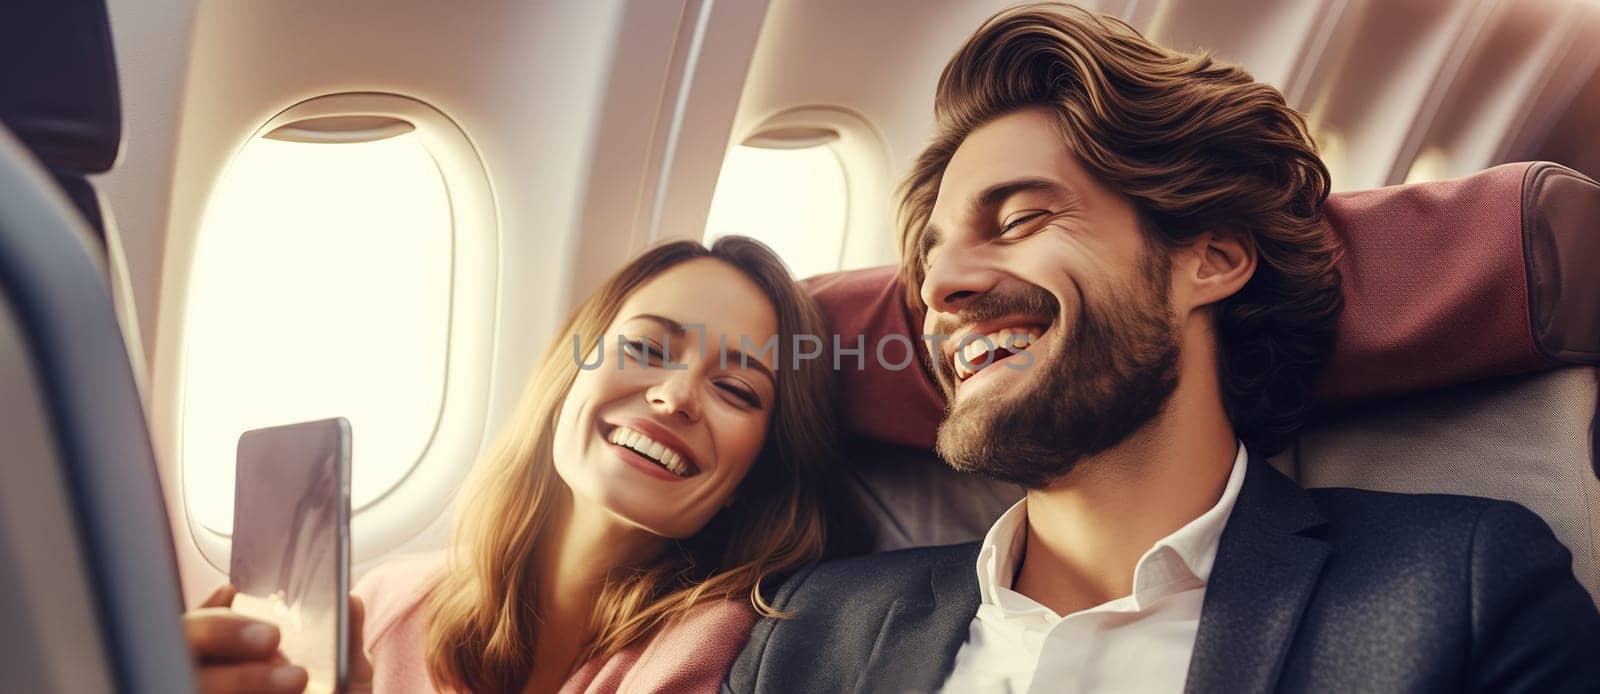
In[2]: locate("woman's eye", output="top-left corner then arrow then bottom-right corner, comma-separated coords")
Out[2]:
622,338 -> 665,365
717,382 -> 761,409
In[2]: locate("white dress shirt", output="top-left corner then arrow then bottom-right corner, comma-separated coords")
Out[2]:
940,443 -> 1249,694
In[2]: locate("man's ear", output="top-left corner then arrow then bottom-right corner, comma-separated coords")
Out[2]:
1180,230 -> 1256,311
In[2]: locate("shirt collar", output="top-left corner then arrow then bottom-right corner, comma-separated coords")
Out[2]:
1150,441 -> 1249,584
973,442 -> 1251,613
974,495 -> 1030,606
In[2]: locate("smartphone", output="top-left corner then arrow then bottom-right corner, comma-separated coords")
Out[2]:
229,417 -> 351,694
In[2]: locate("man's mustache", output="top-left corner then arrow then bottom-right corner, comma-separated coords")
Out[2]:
929,285 -> 1062,337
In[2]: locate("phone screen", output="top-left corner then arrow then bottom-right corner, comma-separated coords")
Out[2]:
230,417 -> 351,694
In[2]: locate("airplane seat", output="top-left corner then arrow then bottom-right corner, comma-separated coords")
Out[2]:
0,122 -> 194,694
806,161 -> 1600,606
0,1 -> 195,692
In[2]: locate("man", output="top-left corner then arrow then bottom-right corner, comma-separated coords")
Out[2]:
725,4 -> 1600,693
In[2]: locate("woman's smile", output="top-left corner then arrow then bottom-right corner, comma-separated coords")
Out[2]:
602,419 -> 702,480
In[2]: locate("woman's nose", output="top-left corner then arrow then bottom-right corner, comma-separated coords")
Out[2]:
646,370 -> 703,422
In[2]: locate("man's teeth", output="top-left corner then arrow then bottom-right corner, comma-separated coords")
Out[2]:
607,427 -> 692,477
954,327 -> 1043,382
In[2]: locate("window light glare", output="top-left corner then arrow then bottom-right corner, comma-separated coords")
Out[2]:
182,132 -> 452,535
703,144 -> 849,279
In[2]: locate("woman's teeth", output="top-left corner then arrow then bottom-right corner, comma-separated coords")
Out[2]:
607,426 -> 693,477
954,327 -> 1043,382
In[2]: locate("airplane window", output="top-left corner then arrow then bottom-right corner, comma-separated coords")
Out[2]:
180,129 -> 451,536
703,143 -> 849,279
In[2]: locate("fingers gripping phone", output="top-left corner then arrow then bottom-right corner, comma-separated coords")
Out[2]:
230,417 -> 351,694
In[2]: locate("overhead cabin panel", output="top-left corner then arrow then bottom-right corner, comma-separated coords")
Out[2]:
1303,0 -> 1502,190
1143,0 -> 1351,104
1402,0 -> 1593,183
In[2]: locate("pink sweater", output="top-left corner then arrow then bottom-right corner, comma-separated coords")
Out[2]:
353,554 -> 756,693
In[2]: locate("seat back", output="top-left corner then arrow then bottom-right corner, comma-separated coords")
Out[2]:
0,119 -> 193,694
0,208 -> 116,692
807,162 -> 1600,606
1284,160 -> 1600,602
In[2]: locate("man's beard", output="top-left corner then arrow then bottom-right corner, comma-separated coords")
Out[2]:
932,253 -> 1180,488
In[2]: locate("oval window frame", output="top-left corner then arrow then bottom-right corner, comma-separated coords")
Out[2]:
730,106 -> 895,271
178,93 -> 499,571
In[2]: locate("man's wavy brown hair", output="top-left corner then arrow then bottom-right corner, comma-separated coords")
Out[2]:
899,3 -> 1343,455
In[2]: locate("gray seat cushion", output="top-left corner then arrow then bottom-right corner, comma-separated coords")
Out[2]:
1289,366 -> 1600,604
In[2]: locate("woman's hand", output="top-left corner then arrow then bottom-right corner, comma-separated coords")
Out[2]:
184,585 -> 373,693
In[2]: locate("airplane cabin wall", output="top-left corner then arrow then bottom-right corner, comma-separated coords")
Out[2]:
1112,0 -> 1600,188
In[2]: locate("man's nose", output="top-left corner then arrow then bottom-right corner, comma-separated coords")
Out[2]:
920,243 -> 1003,315
646,368 -> 704,422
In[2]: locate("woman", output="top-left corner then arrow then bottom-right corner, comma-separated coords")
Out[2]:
186,236 -> 838,693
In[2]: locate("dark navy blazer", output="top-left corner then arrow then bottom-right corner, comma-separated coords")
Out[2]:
725,457 -> 1600,693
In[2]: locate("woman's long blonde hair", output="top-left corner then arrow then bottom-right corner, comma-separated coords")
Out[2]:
424,237 -> 836,692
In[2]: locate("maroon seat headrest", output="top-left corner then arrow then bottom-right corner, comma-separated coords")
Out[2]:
806,161 -> 1600,450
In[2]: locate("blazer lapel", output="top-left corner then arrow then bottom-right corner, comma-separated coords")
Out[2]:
1185,457 -> 1330,694
856,546 -> 982,693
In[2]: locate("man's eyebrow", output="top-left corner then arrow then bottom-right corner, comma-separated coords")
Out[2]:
975,177 -> 1065,210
